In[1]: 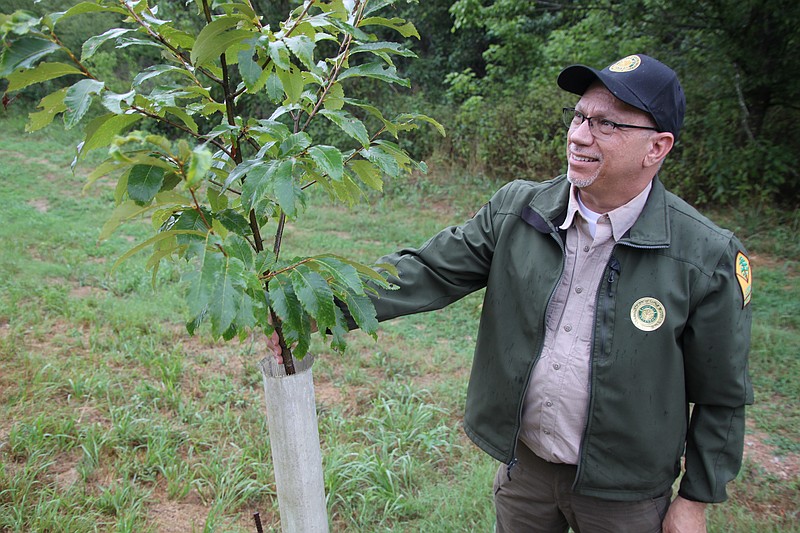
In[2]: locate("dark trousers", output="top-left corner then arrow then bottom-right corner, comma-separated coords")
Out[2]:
494,442 -> 672,533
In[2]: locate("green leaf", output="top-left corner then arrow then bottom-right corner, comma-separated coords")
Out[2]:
27,88 -> 68,132
273,160 -> 303,218
291,265 -> 336,330
350,41 -> 417,58
348,159 -> 384,191
63,79 -> 104,129
81,28 -> 135,60
58,2 -> 127,21
186,236 -> 223,320
266,70 -> 283,102
279,132 -> 312,157
396,112 -> 446,137
237,40 -> 263,91
216,209 -> 252,236
112,229 -> 205,272
223,233 -> 255,267
186,146 -> 212,188
268,40 -> 291,70
275,64 -> 304,103
361,145 -> 401,177
284,35 -> 316,70
269,274 -> 305,342
0,36 -> 60,77
310,256 -> 363,294
132,64 -> 186,87
209,254 -> 247,336
81,113 -> 141,155
339,62 -> 409,87
164,106 -> 198,133
323,81 -> 344,110
319,109 -> 370,147
5,62 -> 83,92
128,165 -> 166,205
101,90 -> 136,114
341,291 -> 378,336
191,16 -> 253,66
359,16 -> 420,39
308,145 -> 344,181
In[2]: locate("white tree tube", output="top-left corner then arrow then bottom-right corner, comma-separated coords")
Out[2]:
260,354 -> 329,533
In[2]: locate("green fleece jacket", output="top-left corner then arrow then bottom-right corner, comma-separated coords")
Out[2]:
363,175 -> 753,503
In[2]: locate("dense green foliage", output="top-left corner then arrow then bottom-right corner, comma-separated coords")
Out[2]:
1,0 -> 445,369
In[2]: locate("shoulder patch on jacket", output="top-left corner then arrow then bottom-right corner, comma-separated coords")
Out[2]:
735,251 -> 752,308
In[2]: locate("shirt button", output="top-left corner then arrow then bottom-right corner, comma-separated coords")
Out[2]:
546,401 -> 553,407
544,429 -> 551,435
553,363 -> 560,370
575,287 -> 583,294
563,325 -> 572,332
583,245 -> 590,252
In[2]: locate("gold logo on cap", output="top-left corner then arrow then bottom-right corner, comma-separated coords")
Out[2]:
630,297 -> 666,331
609,55 -> 642,73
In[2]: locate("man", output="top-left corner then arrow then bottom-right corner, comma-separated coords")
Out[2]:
275,54 -> 754,532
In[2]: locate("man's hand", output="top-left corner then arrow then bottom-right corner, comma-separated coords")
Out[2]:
266,329 -> 283,364
662,495 -> 707,533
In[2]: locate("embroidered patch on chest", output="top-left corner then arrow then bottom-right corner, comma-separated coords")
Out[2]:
735,251 -> 752,308
630,297 -> 666,331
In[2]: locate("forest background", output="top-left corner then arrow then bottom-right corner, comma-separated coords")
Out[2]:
3,0 -> 800,211
1,0 -> 798,532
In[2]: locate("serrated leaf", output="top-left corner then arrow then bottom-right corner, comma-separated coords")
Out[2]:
81,28 -> 135,60
341,291 -> 378,336
63,79 -> 104,129
323,81 -> 344,110
237,40 -> 263,91
284,35 -> 315,70
186,146 -> 212,188
361,145 -> 401,177
209,254 -> 247,336
186,235 -> 223,318
81,113 -> 141,155
308,145 -> 343,181
112,229 -> 205,272
268,40 -> 291,70
310,256 -> 363,294
6,62 -> 83,92
339,62 -> 409,87
26,87 -> 68,132
101,90 -> 135,114
272,160 -> 303,218
0,36 -> 60,77
191,17 -> 253,66
279,132 -> 312,157
350,41 -> 417,58
359,16 -> 420,39
319,109 -> 369,147
291,265 -> 336,330
396,112 -> 446,137
216,209 -> 252,236
132,64 -> 184,87
275,64 -> 304,103
58,2 -> 127,21
224,233 -> 255,267
164,106 -> 198,133
265,70 -> 283,102
128,165 -> 165,205
348,159 -> 384,191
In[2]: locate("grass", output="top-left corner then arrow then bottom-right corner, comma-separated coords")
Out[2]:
0,108 -> 798,532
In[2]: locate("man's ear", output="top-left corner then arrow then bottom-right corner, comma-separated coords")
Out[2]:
644,132 -> 674,168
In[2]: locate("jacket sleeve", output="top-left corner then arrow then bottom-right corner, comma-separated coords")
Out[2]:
679,238 -> 754,502
340,182 -> 518,328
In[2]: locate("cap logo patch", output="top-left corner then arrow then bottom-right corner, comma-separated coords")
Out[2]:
735,251 -> 752,308
630,297 -> 666,331
609,55 -> 642,73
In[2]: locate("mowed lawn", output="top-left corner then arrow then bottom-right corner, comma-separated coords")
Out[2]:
0,111 -> 798,532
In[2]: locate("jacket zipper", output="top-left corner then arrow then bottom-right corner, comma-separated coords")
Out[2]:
573,253 -> 620,490
508,225 -> 566,475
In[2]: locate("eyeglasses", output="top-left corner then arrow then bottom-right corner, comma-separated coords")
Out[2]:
562,107 -> 658,137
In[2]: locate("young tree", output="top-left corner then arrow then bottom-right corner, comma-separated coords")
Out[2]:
1,0 -> 442,527
1,0 -> 442,373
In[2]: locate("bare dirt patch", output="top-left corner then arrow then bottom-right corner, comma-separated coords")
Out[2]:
28,198 -> 50,213
743,420 -> 800,481
148,489 -> 209,532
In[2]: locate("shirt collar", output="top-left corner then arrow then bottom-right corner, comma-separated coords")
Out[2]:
559,181 -> 653,242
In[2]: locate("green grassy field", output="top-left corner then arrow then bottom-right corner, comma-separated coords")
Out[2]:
1,110 -> 798,532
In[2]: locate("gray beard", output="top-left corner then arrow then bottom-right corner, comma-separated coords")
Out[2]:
566,171 -> 597,188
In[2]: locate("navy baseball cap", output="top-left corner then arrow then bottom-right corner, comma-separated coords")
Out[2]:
557,54 -> 686,138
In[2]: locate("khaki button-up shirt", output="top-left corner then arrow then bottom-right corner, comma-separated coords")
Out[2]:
520,182 -> 652,464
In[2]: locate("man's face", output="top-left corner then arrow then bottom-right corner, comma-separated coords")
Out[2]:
565,84 -> 657,192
